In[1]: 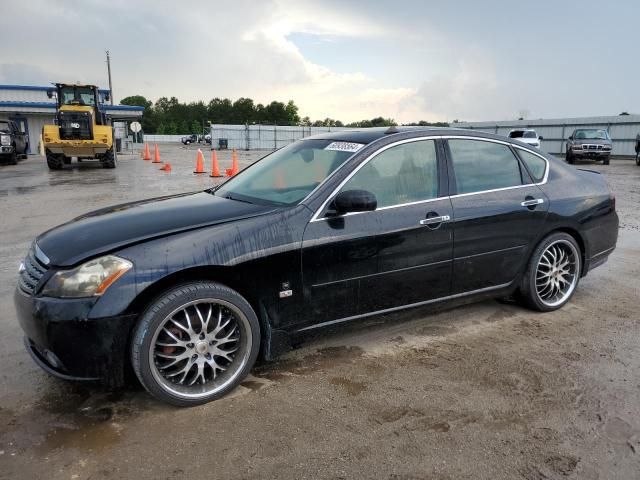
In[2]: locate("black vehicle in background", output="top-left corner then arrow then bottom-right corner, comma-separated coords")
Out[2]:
565,128 -> 612,165
0,120 -> 29,165
14,128 -> 618,406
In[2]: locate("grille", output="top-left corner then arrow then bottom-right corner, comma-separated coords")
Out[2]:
58,111 -> 92,140
19,246 -> 49,295
583,144 -> 604,151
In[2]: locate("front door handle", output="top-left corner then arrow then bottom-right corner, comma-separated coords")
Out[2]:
521,198 -> 544,207
419,215 -> 450,226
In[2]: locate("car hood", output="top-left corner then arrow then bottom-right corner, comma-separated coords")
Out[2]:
37,191 -> 276,267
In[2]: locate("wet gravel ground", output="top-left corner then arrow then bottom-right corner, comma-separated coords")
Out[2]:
0,146 -> 638,480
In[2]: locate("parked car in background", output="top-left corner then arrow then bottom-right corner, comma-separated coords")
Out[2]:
181,134 -> 199,145
508,129 -> 542,149
15,128 -> 618,406
566,129 -> 612,165
181,134 -> 212,145
0,119 -> 29,165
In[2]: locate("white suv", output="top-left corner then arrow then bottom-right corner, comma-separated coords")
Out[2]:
508,129 -> 542,149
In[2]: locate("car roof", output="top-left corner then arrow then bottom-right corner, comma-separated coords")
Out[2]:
304,126 -> 489,144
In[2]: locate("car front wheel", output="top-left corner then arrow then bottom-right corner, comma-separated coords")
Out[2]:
520,232 -> 581,312
131,281 -> 260,406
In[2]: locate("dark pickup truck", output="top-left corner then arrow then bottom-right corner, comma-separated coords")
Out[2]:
0,120 -> 29,165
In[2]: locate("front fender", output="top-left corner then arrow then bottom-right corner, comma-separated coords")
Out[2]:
88,205 -> 311,323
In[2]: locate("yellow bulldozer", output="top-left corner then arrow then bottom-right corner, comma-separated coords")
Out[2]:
43,83 -> 117,169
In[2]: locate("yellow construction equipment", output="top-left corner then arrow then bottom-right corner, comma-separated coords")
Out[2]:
43,83 -> 116,169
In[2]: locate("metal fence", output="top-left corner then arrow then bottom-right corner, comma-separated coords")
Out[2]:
209,124 -> 352,150
455,115 -> 640,157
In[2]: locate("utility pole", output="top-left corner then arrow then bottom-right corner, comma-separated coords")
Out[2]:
105,50 -> 114,105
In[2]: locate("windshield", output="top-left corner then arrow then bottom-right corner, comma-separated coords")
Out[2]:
523,131 -> 537,138
0,121 -> 9,132
60,86 -> 96,106
574,129 -> 608,140
214,139 -> 362,205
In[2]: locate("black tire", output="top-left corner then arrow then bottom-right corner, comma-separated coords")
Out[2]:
565,150 -> 574,164
9,148 -> 18,165
519,232 -> 582,312
102,147 -> 117,168
603,156 -> 610,165
636,153 -> 640,166
46,150 -> 64,170
131,281 -> 261,407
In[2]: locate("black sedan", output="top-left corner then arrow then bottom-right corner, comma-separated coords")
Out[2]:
15,128 -> 618,406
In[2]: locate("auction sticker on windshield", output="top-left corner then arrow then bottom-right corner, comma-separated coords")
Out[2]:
324,142 -> 365,153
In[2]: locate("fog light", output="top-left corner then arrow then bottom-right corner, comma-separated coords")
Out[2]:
45,350 -> 62,369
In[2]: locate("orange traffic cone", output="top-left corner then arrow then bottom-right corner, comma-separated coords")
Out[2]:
194,149 -> 206,174
210,150 -> 222,177
226,149 -> 239,177
152,144 -> 162,163
160,163 -> 172,172
143,143 -> 151,161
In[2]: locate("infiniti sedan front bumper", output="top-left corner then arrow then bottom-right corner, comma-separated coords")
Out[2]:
14,287 -> 137,386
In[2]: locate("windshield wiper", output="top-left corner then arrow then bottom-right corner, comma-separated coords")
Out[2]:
223,194 -> 254,204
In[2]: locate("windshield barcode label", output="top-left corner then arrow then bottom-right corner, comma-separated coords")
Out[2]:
324,142 -> 365,153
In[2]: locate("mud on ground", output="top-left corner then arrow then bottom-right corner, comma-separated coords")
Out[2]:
0,149 -> 638,479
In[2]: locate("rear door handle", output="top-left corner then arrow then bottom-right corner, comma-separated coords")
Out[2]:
521,198 -> 544,207
419,215 -> 450,225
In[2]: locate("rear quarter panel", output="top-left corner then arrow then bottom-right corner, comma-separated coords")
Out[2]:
538,160 -> 618,271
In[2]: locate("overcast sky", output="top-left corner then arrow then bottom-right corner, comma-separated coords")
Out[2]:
1,0 -> 638,123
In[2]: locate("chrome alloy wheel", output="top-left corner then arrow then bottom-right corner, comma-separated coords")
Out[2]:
535,239 -> 580,308
149,299 -> 252,399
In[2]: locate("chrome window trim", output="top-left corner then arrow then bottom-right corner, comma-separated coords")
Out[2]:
310,135 -> 441,222
309,135 -> 551,222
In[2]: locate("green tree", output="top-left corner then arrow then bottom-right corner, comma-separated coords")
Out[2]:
120,95 -> 152,109
156,123 -> 166,135
191,120 -> 201,134
285,100 -> 300,125
166,121 -> 178,135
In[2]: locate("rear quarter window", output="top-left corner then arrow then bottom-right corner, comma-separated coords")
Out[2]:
516,149 -> 547,183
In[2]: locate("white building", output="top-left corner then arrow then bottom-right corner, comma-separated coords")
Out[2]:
0,84 -> 144,153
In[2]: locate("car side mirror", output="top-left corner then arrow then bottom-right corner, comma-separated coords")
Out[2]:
104,92 -> 110,102
46,89 -> 54,99
538,135 -> 544,140
330,190 -> 377,216
568,135 -> 573,140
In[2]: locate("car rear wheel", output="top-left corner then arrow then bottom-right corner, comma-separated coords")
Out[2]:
131,282 -> 260,406
520,232 -> 581,312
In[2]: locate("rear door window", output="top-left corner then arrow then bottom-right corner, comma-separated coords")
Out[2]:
447,139 -> 523,195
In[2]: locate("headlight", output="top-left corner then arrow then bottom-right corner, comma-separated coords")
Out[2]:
603,145 -> 612,151
42,255 -> 132,298
0,135 -> 10,146
572,144 -> 583,150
